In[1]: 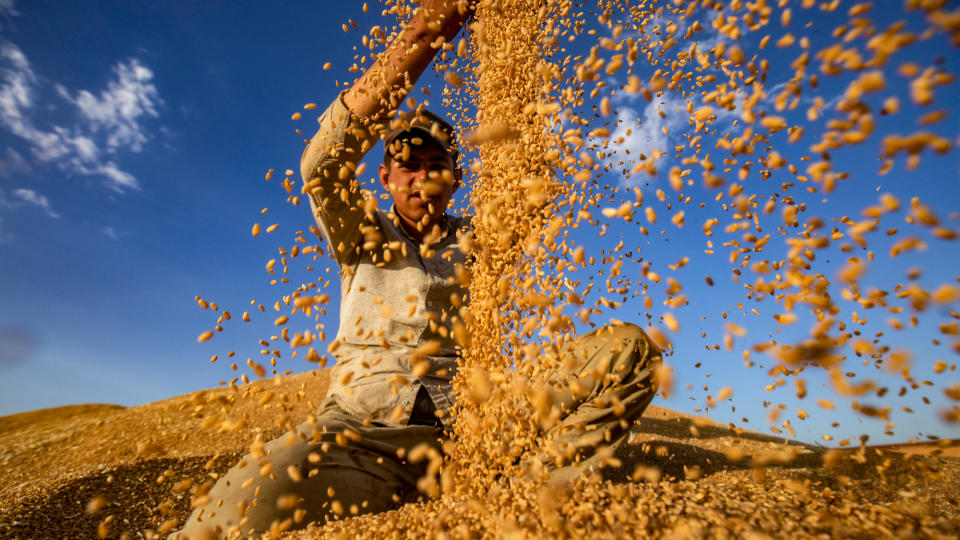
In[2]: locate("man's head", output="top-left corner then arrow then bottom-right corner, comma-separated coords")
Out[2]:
379,109 -> 461,238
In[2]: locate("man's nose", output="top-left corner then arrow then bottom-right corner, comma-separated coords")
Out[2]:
411,167 -> 429,184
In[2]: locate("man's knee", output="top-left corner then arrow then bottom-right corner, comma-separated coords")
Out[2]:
584,323 -> 660,361
605,322 -> 644,346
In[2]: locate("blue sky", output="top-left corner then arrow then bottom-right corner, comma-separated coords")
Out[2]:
0,1 -> 958,447
0,0 -> 369,411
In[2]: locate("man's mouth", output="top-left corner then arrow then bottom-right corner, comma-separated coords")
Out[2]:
409,192 -> 431,203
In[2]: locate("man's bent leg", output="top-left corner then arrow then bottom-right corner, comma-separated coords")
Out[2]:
540,322 -> 661,481
172,399 -> 443,539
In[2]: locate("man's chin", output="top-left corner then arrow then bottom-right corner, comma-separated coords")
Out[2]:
396,206 -> 427,223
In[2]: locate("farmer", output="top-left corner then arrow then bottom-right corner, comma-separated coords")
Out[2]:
174,1 -> 660,537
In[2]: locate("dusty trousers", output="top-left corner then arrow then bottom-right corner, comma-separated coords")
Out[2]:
531,322 -> 662,481
171,322 -> 660,539
172,397 -> 443,540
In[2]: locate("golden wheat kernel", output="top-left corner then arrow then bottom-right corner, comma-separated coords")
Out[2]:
85,495 -> 106,514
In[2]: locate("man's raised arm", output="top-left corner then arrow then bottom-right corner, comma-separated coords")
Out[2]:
344,0 -> 472,118
300,0 -> 472,266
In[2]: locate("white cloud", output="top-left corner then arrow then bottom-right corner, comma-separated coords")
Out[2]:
97,161 -> 137,189
590,6 -> 732,188
59,59 -> 160,152
11,187 -> 58,218
0,43 -> 36,133
0,41 -> 161,192
0,147 -> 28,177
599,92 -> 686,187
0,0 -> 17,32
102,226 -> 118,240
0,0 -> 17,17
591,3 -> 784,189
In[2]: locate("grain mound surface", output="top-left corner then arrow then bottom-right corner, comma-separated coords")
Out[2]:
0,371 -> 331,539
1,369 -> 958,539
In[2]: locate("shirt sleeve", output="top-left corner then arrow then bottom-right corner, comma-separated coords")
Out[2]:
300,93 -> 379,267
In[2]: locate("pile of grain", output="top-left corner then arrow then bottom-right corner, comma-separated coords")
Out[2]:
1,371 -> 957,538
7,0 -> 960,537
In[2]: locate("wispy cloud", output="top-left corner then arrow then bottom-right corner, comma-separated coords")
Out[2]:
0,41 -> 161,192
97,161 -> 137,189
11,187 -> 59,218
593,6 -> 730,188
102,226 -> 119,240
0,0 -> 18,20
57,59 -> 160,153
0,147 -> 28,177
599,92 -> 686,188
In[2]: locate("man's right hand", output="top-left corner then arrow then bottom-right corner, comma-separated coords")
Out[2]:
343,0 -> 473,119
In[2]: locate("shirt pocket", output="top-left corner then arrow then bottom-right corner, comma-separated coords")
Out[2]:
344,262 -> 429,347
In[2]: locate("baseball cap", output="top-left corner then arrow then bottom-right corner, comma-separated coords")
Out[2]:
383,108 -> 458,161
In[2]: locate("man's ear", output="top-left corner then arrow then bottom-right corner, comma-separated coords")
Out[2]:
452,167 -> 462,193
379,163 -> 392,192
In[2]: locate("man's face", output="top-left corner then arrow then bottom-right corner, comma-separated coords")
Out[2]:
379,140 -> 461,231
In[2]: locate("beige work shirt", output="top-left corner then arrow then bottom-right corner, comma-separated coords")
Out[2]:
300,94 -> 470,428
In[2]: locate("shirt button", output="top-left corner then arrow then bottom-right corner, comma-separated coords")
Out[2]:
402,400 -> 410,406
